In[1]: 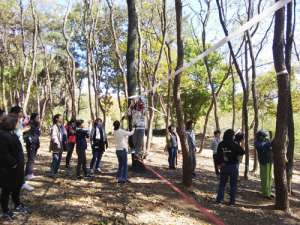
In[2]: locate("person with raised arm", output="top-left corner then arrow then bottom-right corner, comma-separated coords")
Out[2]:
113,118 -> 135,184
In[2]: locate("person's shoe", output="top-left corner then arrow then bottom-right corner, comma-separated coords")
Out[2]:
76,176 -> 83,180
90,169 -> 95,174
49,174 -> 56,180
264,196 -> 272,200
2,211 -> 18,221
22,183 -> 35,191
65,165 -> 71,170
95,168 -> 102,173
12,204 -> 30,214
123,180 -> 131,184
117,179 -> 123,183
216,201 -> 223,205
26,174 -> 35,181
228,203 -> 235,206
270,194 -> 275,198
128,148 -> 135,154
84,174 -> 92,179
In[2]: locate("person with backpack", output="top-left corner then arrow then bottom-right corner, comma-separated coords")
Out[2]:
216,129 -> 245,206
24,113 -> 41,181
0,114 -> 30,221
49,114 -> 68,180
75,119 -> 93,179
65,119 -> 76,169
90,118 -> 108,174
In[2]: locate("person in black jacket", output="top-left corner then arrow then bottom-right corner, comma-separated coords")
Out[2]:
65,119 -> 76,169
0,114 -> 30,221
216,129 -> 245,206
25,113 -> 41,180
0,109 -> 6,130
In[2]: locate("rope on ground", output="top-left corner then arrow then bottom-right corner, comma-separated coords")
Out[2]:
138,159 -> 225,225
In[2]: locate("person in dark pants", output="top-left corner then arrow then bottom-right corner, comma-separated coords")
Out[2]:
216,129 -> 245,206
25,113 -> 41,180
65,119 -> 76,169
210,130 -> 222,177
75,119 -> 92,179
0,114 -> 30,221
167,125 -> 178,170
90,118 -> 108,174
113,119 -> 134,184
234,132 -> 244,199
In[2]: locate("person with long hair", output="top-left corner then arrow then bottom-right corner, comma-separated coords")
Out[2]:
49,114 -> 68,180
0,114 -> 30,221
113,119 -> 135,184
89,118 -> 108,174
216,129 -> 245,206
186,120 -> 197,179
65,119 -> 76,169
167,125 -> 178,170
10,106 -> 34,191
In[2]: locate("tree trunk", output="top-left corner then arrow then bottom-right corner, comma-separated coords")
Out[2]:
216,0 -> 249,179
63,0 -> 77,120
174,0 -> 192,187
272,1 -> 290,212
137,6 -> 143,95
1,60 -> 7,112
23,0 -> 37,115
232,73 -> 235,130
285,0 -> 295,195
247,30 -> 259,173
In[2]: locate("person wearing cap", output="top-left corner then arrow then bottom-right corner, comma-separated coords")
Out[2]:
65,119 -> 76,169
10,106 -> 34,191
24,113 -> 41,180
254,130 -> 274,200
125,98 -> 149,160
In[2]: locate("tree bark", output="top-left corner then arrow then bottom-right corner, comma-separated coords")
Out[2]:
216,0 -> 249,179
272,0 -> 290,212
23,0 -> 37,115
285,0 -> 295,194
1,60 -> 7,112
174,0 -> 192,187
63,0 -> 77,120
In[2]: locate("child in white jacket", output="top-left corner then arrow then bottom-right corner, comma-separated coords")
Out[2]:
113,119 -> 135,184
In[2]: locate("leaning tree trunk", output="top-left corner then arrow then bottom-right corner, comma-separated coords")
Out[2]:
175,0 -> 192,187
285,0 -> 295,194
272,1 -> 290,212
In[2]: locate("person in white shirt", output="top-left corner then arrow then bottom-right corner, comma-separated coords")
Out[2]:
113,119 -> 135,184
210,130 -> 222,177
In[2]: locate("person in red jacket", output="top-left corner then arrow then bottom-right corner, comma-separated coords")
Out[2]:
65,119 -> 76,169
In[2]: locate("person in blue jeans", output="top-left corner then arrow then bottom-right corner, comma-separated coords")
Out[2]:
90,118 -> 108,174
113,119 -> 134,184
167,125 -> 178,170
216,129 -> 245,206
49,114 -> 68,180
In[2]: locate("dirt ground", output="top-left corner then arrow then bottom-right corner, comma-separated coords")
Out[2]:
3,134 -> 300,225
